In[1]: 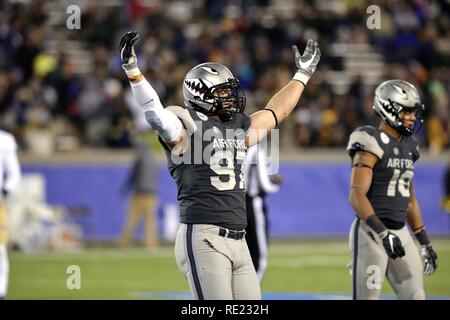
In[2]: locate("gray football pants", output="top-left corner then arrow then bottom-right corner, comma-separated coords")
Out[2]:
349,218 -> 425,300
175,223 -> 261,300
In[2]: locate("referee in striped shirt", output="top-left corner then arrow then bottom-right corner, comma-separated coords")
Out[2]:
243,138 -> 282,282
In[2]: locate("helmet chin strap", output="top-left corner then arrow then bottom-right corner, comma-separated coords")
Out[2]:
213,99 -> 233,122
397,113 -> 416,136
218,109 -> 233,122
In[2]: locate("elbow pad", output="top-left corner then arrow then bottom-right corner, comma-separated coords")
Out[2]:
130,78 -> 182,141
144,109 -> 182,141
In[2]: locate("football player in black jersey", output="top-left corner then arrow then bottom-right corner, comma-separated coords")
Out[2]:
120,31 -> 320,299
347,79 -> 438,300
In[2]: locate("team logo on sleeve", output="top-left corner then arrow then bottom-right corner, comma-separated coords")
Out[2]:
352,142 -> 365,150
196,111 -> 208,121
380,132 -> 390,144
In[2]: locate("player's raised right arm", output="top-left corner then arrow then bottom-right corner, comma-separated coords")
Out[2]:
120,31 -> 183,148
246,40 -> 320,147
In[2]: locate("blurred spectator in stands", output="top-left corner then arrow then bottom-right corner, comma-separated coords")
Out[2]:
0,0 -> 449,152
426,68 -> 449,155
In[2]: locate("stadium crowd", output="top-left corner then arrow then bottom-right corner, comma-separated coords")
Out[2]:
0,0 -> 449,153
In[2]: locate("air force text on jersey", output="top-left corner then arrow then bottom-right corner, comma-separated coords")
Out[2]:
168,120 -> 279,169
387,158 -> 414,169
212,138 -> 246,149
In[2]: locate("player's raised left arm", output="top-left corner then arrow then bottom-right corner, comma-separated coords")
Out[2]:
246,40 -> 320,147
407,181 -> 438,276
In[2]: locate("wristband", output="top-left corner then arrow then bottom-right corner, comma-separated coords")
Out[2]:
265,108 -> 278,128
292,72 -> 309,86
415,228 -> 431,246
366,215 -> 387,235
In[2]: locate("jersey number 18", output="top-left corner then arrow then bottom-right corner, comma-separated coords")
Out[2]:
387,169 -> 414,197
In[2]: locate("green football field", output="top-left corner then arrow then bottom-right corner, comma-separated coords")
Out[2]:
7,238 -> 450,300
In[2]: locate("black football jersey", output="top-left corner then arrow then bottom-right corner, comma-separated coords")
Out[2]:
347,126 -> 420,229
159,106 -> 251,230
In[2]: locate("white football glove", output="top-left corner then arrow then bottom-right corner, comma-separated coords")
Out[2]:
292,39 -> 321,85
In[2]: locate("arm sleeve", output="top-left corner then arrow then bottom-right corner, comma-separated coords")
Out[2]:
3,139 -> 21,193
130,78 -> 182,142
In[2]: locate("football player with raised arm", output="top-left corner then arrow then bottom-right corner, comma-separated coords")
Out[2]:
347,80 -> 438,300
119,31 -> 320,300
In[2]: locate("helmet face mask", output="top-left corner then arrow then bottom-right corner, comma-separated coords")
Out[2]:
394,101 -> 425,135
183,63 -> 246,121
373,80 -> 425,136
